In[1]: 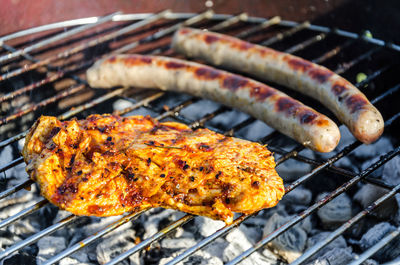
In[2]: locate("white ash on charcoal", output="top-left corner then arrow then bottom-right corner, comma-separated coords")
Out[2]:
206,109 -> 250,131
223,228 -> 278,265
282,186 -> 312,212
316,193 -> 352,229
142,208 -> 186,238
2,252 -> 37,265
36,236 -> 66,264
96,228 -> 140,265
194,217 -> 225,237
361,259 -> 379,265
277,150 -> 316,182
305,247 -> 353,265
358,222 -> 400,263
263,212 -> 309,263
236,120 -> 274,142
159,249 -> 223,265
58,256 -> 92,265
384,257 -> 400,265
161,237 -> 197,249
305,232 -> 347,260
113,99 -> 135,112
356,136 -> 394,178
354,155 -> 400,219
180,99 -> 221,122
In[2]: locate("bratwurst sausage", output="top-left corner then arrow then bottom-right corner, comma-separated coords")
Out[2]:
87,54 -> 340,152
172,27 -> 384,144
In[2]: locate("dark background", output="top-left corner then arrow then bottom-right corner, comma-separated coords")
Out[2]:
1,0 -> 399,44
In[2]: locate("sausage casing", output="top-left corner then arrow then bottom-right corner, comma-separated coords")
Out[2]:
172,27 -> 384,144
87,54 -> 340,152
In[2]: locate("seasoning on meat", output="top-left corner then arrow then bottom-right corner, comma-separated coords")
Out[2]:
22,114 -> 284,224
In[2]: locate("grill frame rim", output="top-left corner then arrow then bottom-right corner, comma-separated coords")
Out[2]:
1,11 -> 399,52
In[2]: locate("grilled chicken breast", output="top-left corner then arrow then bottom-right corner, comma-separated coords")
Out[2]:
22,114 -> 284,224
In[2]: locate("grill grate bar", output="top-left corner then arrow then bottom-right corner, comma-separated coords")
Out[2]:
0,199 -> 48,229
0,10 -> 170,83
0,179 -> 33,200
208,13 -> 249,31
113,10 -> 214,55
312,38 -> 354,64
112,92 -> 165,116
0,83 -> 86,126
0,157 -> 24,173
154,98 -> 199,121
335,46 -> 382,75
261,21 -> 310,46
0,214 -> 77,260
42,209 -> 148,265
285,32 -> 327,54
104,214 -> 194,265
0,71 -> 66,103
293,180 -> 400,264
0,12 -> 120,64
226,146 -> 400,265
235,16 -> 281,39
348,227 -> 400,265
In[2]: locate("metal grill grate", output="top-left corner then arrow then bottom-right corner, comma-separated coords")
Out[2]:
0,10 -> 399,265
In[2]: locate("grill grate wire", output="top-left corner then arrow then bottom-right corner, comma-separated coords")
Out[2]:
0,11 -> 399,265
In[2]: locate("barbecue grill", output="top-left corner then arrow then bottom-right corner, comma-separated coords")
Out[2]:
0,10 -> 399,265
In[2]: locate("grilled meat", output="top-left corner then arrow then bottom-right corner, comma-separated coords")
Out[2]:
22,114 -> 284,223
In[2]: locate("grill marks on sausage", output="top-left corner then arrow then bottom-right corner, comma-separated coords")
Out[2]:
202,32 -> 255,51
287,57 -> 334,83
298,109 -> 318,124
194,67 -> 221,79
275,97 -> 323,125
165,61 -> 186,69
250,86 -> 276,101
222,76 -> 248,92
287,57 -> 313,72
275,98 -> 302,116
346,94 -> 368,113
121,55 -> 153,66
308,68 -> 334,83
204,35 -> 220,44
332,83 -> 348,97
